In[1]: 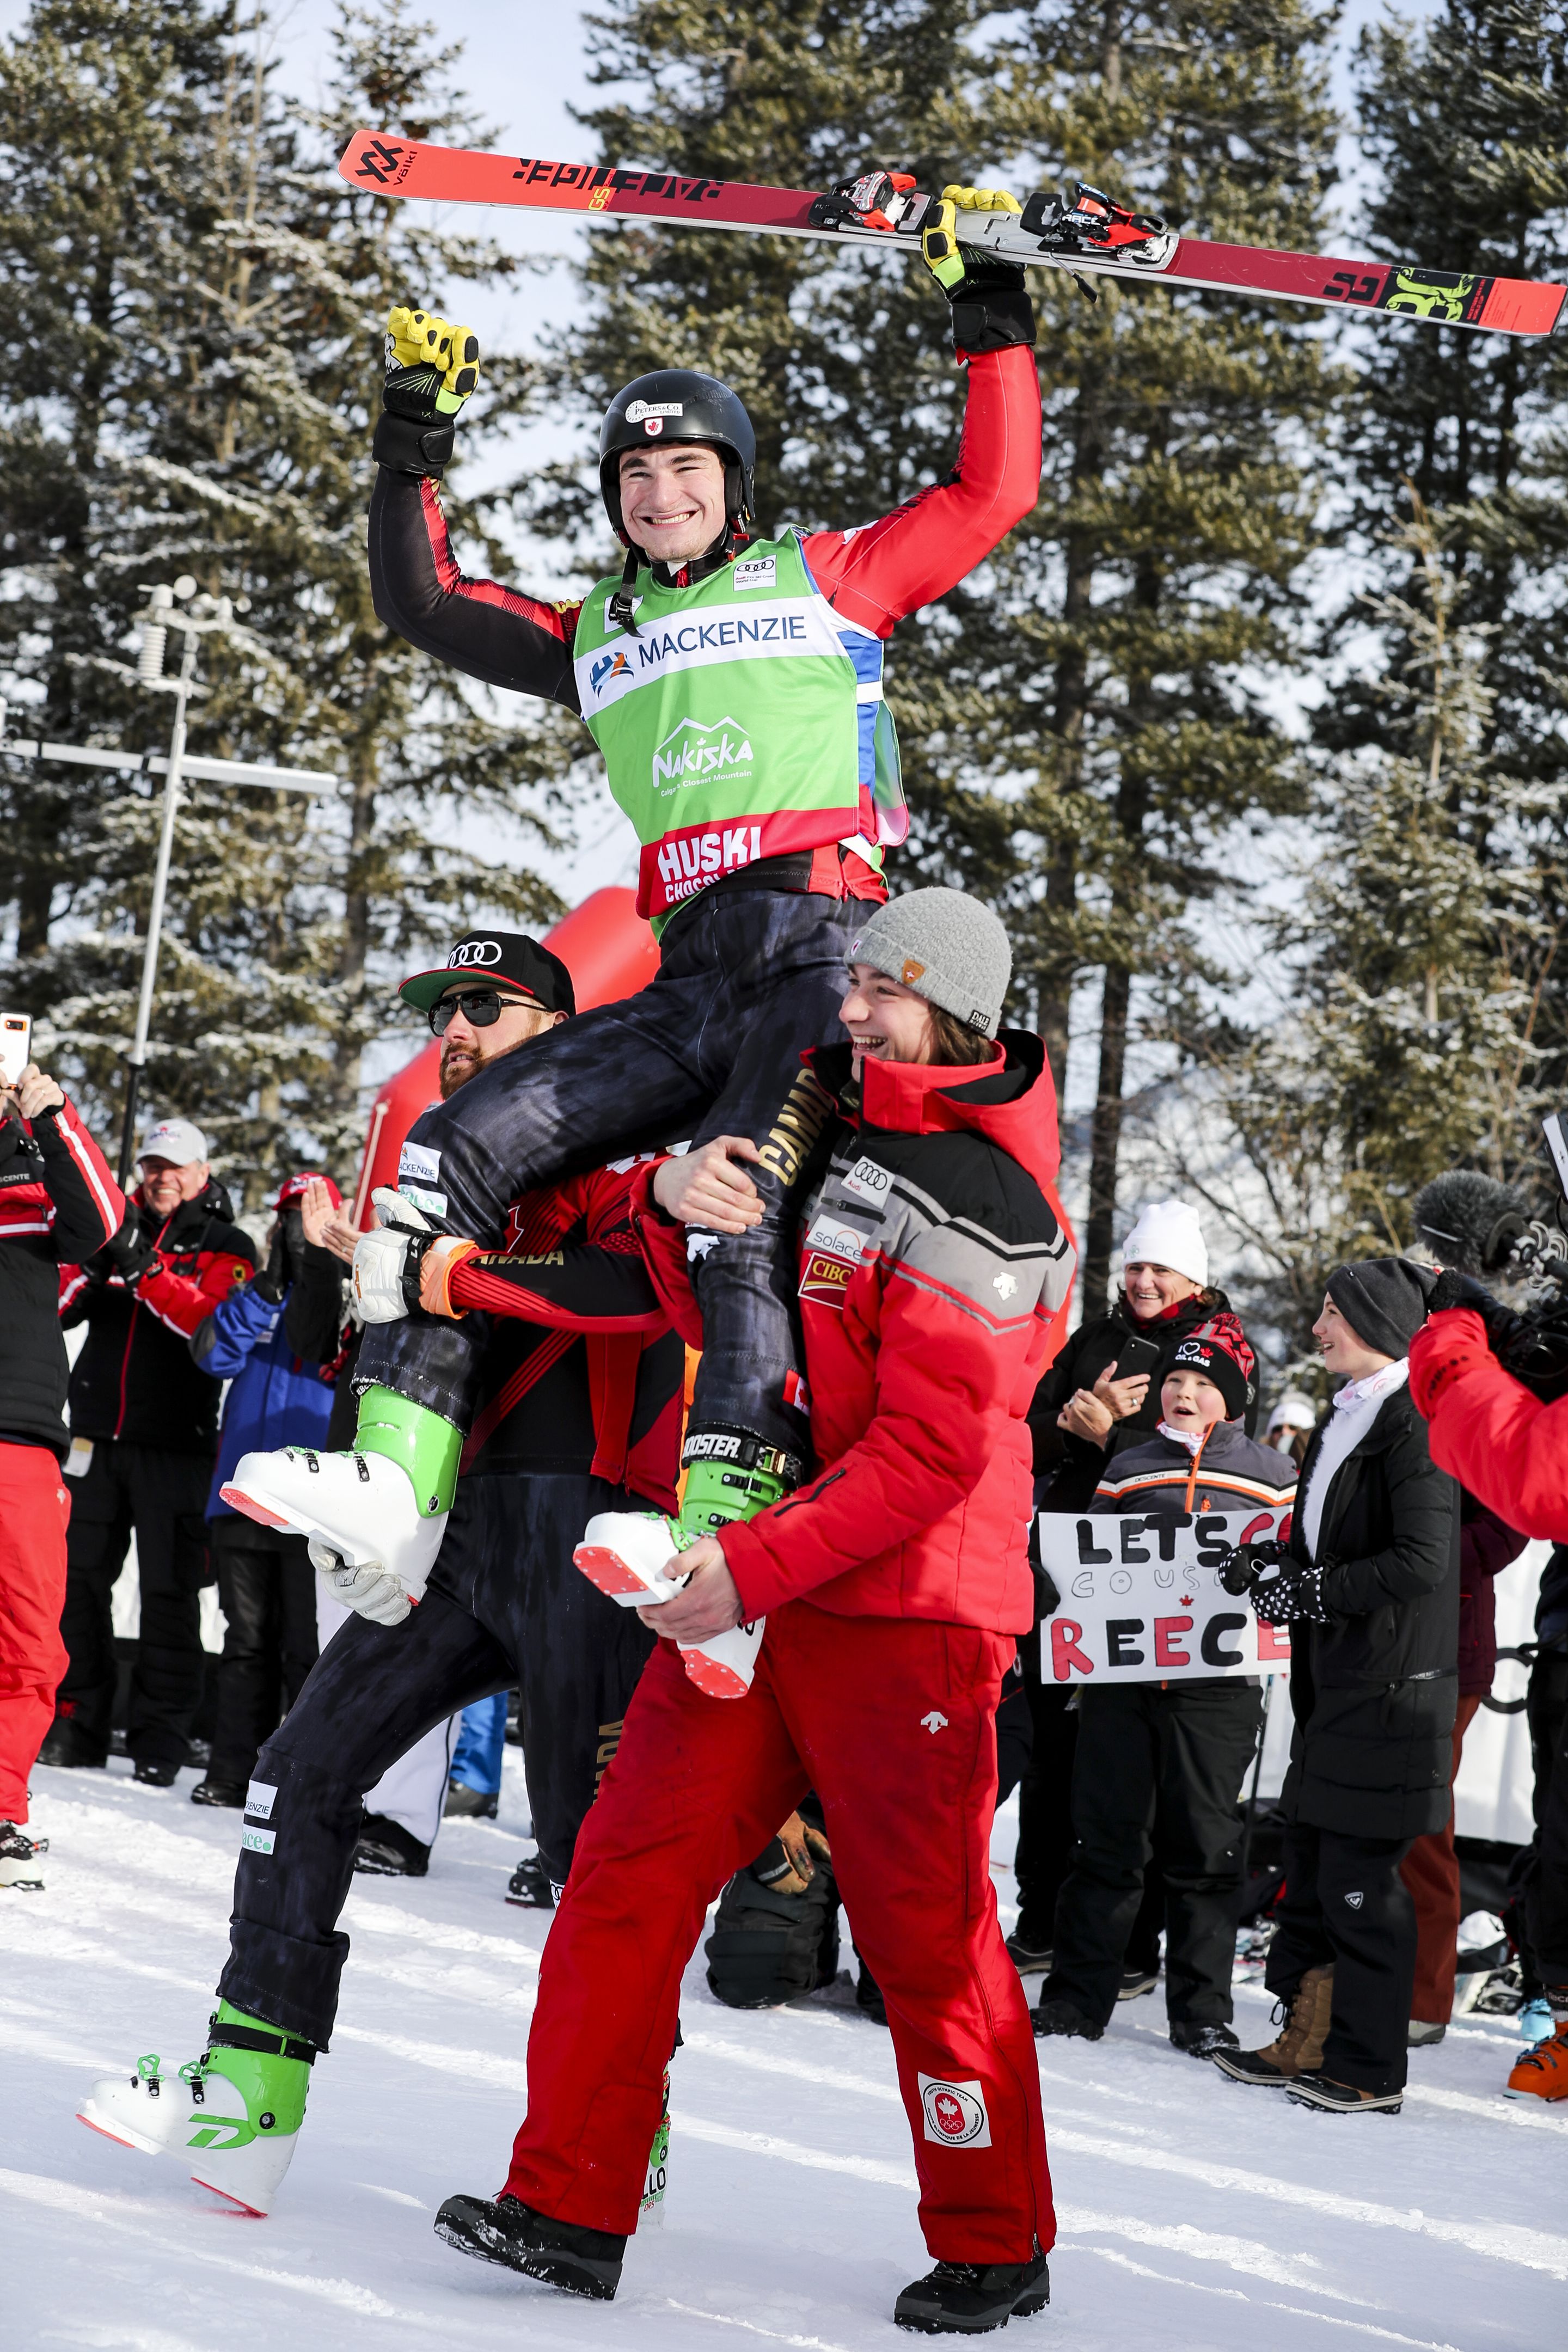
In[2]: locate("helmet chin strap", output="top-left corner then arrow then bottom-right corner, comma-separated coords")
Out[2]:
608,543 -> 641,636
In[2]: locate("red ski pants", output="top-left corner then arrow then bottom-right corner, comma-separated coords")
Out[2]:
504,1601 -> 1055,2263
0,1441 -> 70,1823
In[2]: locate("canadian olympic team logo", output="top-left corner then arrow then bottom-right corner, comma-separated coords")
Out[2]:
918,2073 -> 992,2149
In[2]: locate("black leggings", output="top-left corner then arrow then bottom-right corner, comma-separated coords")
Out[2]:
218,1471 -> 654,2048
358,885 -> 861,1459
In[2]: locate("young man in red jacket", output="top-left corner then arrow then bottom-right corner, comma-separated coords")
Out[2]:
430,890 -> 1074,2339
224,183 -> 1045,1661
0,1057 -> 124,1886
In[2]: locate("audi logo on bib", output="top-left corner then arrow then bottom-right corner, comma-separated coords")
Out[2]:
448,939 -> 502,968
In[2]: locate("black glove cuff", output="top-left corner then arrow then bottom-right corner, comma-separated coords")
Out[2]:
372,408 -> 455,479
949,285 -> 1037,355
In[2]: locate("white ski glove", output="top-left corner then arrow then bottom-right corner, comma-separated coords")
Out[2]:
309,1539 -> 415,1627
351,1186 -> 435,1323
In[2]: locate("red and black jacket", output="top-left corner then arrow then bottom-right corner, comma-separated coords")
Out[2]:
62,1180 -> 256,1454
634,1034 -> 1075,1632
0,1097 -> 125,1455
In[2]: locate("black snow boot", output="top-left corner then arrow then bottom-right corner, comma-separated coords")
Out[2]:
506,1854 -> 555,1909
353,1813 -> 430,1877
434,2191 -> 624,2298
1033,1994 -> 1102,2040
895,2250 -> 1051,2334
1169,2020 -> 1239,2059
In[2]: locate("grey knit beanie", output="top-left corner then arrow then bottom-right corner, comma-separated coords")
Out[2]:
846,888 -> 1012,1039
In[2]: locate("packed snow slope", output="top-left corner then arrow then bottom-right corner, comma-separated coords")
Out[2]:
3,1750 -> 1563,2351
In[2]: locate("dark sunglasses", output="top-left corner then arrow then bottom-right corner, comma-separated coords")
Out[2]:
428,988 -> 538,1036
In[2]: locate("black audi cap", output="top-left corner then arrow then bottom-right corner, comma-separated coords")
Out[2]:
397,929 -> 577,1016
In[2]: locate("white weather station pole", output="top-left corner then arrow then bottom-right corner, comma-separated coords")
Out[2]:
1,574 -> 336,1183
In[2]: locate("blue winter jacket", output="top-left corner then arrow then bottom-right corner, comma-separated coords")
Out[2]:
192,1276 -> 335,1520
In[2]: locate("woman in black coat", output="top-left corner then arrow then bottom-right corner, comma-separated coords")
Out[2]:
1214,1258 -> 1457,2114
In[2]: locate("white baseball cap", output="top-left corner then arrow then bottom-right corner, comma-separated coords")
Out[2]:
138,1117 -> 208,1168
1120,1199 -> 1209,1290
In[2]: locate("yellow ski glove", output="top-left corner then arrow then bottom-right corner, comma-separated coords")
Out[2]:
384,306 -> 481,418
921,184 -> 1024,291
372,305 -> 481,479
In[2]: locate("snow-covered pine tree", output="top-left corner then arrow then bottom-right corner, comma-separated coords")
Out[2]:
1157,499 -> 1557,1351
916,0 -> 1343,1310
1337,0 -> 1568,1118
0,0 -> 561,1198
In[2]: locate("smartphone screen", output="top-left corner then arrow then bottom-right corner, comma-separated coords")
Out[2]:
0,1012 -> 31,1089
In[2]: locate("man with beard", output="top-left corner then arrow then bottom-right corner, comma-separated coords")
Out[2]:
81,930 -> 682,2214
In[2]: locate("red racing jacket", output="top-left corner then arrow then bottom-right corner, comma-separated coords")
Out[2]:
62,1179 -> 256,1453
367,345 -> 1042,910
632,1034 -> 1075,1632
1409,1305 -> 1568,1540
430,1157 -> 683,1514
0,1093 -> 125,1455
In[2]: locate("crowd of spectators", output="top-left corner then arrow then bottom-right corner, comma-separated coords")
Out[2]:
2,1028 -> 1566,2116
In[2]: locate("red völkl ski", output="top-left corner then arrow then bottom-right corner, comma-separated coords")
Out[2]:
338,133 -> 1566,340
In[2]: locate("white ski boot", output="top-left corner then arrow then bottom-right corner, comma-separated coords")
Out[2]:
574,1514 -> 763,1698
221,1384 -> 461,1626
0,1821 -> 47,1889
222,1445 -> 446,1623
78,2005 -> 313,2216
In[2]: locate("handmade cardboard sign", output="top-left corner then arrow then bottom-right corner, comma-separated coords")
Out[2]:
1036,1509 -> 1293,1684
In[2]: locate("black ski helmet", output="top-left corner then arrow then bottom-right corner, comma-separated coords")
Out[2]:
599,369 -> 757,548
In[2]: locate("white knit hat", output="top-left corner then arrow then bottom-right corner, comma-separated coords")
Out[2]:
1120,1200 -> 1208,1289
1266,1391 -> 1317,1435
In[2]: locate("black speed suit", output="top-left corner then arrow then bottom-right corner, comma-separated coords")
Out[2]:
219,1170 -> 682,2047
361,327 -> 1041,1473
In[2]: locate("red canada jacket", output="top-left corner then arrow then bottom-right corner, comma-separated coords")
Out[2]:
633,1034 -> 1075,1632
1410,1306 -> 1568,1541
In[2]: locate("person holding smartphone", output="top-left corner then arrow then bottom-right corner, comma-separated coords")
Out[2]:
1009,1202 -> 1257,1976
0,1051 -> 125,1887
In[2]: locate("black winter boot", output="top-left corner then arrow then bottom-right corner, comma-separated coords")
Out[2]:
434,2191 -> 624,2298
894,2249 -> 1050,2333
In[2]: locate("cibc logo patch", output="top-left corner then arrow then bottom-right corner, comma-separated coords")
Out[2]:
799,1250 -> 853,1309
918,2074 -> 991,2148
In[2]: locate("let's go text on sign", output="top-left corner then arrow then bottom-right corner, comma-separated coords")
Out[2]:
1036,1509 -> 1293,1684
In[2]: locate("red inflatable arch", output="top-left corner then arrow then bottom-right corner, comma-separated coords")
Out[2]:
348,887 -> 660,1225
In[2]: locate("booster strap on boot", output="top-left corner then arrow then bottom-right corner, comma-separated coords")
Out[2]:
353,1383 -> 462,1518
681,1428 -> 802,1484
208,2014 -> 316,2066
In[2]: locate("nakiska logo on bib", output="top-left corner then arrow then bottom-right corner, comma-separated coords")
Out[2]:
918,2074 -> 992,2149
652,715 -> 755,795
625,400 -> 683,422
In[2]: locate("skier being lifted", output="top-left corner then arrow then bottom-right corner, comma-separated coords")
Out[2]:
225,180 -> 1042,1676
